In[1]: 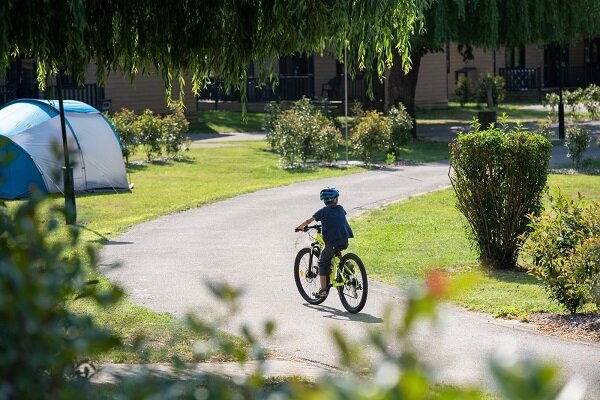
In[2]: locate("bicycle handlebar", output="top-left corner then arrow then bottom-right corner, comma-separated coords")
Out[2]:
295,224 -> 321,232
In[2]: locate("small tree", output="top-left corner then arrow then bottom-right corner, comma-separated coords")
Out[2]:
455,76 -> 472,107
138,109 -> 163,161
564,88 -> 584,120
476,72 -> 505,107
350,110 -> 391,163
163,101 -> 190,159
109,108 -> 139,164
583,84 -> 600,120
388,104 -> 413,159
263,101 -> 284,150
544,92 -> 560,122
565,125 -> 591,168
449,123 -> 552,270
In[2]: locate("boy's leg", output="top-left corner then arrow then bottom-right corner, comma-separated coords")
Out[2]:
316,245 -> 335,293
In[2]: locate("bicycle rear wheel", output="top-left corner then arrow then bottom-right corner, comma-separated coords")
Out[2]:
336,253 -> 368,313
294,247 -> 328,305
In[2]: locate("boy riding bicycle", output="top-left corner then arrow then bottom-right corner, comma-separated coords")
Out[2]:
295,187 -> 354,299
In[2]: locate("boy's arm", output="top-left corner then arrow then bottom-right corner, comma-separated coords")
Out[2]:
295,217 -> 315,231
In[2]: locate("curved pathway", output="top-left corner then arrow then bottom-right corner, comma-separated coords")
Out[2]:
100,161 -> 600,398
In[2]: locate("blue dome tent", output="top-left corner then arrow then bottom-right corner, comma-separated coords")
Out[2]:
0,99 -> 129,199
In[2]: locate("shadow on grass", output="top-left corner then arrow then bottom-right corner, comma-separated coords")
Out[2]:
77,189 -> 133,199
126,156 -> 196,170
484,269 -> 539,286
78,225 -> 111,245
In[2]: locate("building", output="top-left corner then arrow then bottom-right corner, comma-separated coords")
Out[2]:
2,39 -> 599,116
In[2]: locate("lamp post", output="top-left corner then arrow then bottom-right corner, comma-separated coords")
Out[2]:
56,68 -> 77,225
558,44 -> 565,140
344,42 -> 349,164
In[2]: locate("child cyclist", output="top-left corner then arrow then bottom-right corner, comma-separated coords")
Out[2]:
295,187 -> 354,299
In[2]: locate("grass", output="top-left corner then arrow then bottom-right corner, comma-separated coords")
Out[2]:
74,142 -> 363,242
350,174 -> 600,318
416,102 -> 551,125
191,110 -> 266,133
333,139 -> 449,164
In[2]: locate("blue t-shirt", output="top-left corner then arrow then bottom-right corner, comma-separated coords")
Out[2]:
313,204 -> 354,247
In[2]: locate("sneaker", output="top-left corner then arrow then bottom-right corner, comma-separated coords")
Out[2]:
312,288 -> 328,299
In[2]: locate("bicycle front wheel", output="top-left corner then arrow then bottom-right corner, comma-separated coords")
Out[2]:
337,253 -> 368,313
294,247 -> 328,305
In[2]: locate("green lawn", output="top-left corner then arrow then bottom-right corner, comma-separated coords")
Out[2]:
336,139 -> 449,164
351,174 -> 600,318
191,110 -> 266,133
416,102 -> 551,125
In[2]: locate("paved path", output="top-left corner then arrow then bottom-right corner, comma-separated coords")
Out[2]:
100,157 -> 600,397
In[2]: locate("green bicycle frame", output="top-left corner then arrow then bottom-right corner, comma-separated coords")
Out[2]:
312,229 -> 352,288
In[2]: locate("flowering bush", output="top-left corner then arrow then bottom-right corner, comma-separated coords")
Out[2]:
107,108 -> 139,164
476,72 -> 505,107
267,98 -> 341,166
163,101 -> 190,158
138,109 -> 164,161
544,92 -> 560,122
388,104 -> 412,158
565,124 -> 591,168
521,192 -> 600,313
350,110 -> 391,163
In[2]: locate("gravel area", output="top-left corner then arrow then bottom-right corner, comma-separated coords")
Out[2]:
528,312 -> 600,343
549,168 -> 600,175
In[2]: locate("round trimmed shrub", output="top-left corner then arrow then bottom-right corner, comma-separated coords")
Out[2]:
449,125 -> 552,270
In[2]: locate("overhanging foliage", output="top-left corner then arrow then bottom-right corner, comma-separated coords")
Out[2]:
0,0 -> 426,101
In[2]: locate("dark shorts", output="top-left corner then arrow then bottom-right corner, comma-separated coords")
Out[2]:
317,243 -> 348,276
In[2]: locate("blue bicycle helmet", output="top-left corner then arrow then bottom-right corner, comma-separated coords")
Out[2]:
320,187 -> 340,203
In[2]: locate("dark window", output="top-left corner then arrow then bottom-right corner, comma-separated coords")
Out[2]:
506,46 -> 526,68
247,62 -> 255,78
279,53 -> 313,76
584,39 -> 600,64
59,69 -> 79,87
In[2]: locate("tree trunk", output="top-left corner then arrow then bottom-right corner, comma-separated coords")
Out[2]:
388,49 -> 425,139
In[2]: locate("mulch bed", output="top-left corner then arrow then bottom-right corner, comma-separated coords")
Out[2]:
527,312 -> 600,343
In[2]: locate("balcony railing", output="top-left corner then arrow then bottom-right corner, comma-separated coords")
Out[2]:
0,85 -> 16,107
45,83 -> 105,110
499,68 -> 541,91
198,75 -> 315,103
561,65 -> 600,87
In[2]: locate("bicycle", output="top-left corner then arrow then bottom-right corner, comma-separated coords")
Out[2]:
293,224 -> 368,313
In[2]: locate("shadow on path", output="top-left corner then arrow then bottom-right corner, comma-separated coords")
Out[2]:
303,303 -> 383,323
